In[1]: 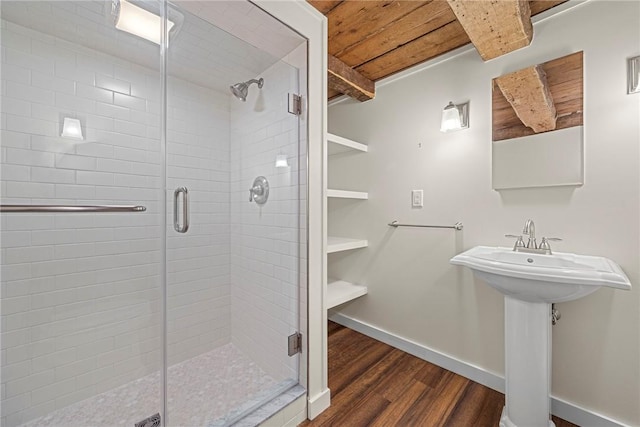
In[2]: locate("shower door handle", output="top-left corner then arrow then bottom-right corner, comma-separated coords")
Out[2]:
173,187 -> 189,233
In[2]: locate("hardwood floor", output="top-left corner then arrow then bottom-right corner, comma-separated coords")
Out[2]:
301,322 -> 578,427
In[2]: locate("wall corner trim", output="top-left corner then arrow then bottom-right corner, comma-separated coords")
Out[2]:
329,313 -> 629,427
307,388 -> 331,419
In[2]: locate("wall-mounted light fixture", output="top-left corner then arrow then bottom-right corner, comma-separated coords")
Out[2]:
628,56 -> 640,94
440,101 -> 469,132
61,117 -> 84,140
112,0 -> 175,45
275,154 -> 289,168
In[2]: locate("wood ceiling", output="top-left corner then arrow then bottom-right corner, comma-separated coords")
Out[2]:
308,0 -> 567,100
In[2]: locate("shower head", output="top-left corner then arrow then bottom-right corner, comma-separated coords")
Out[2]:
230,78 -> 264,102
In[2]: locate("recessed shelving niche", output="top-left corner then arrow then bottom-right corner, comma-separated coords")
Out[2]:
327,189 -> 368,199
326,133 -> 369,308
327,280 -> 368,309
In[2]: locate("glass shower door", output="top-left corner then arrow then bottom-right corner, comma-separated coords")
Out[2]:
0,1 -> 164,426
1,0 -> 305,425
164,2 -> 303,425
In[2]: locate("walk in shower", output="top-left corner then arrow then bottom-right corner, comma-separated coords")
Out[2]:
0,1 -> 308,425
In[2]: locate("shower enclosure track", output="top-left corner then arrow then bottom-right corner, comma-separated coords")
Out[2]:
0,204 -> 147,212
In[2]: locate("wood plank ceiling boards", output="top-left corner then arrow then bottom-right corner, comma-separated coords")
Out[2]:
308,0 -> 567,101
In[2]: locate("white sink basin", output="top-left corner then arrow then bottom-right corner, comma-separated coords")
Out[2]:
450,246 -> 631,303
451,245 -> 631,426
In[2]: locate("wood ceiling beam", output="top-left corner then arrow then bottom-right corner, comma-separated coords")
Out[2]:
495,65 -> 557,133
328,88 -> 342,100
530,0 -> 566,15
307,0 -> 568,99
447,0 -> 533,61
328,54 -> 375,102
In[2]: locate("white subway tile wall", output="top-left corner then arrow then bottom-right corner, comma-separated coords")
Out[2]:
229,60 -> 302,383
1,6 -> 305,425
165,66 -> 232,367
0,1 -> 284,96
1,19 -> 164,427
0,18 -> 261,426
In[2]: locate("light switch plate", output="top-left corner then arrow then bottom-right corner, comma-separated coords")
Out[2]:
412,190 -> 423,207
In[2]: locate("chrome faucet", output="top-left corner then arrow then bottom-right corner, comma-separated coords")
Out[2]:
505,219 -> 562,255
523,219 -> 537,249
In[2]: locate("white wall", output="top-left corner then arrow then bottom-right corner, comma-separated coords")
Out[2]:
229,58 -> 302,382
0,19 -> 232,426
327,1 -> 640,424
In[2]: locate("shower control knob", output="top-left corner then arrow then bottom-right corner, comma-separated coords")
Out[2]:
249,185 -> 264,201
249,176 -> 269,205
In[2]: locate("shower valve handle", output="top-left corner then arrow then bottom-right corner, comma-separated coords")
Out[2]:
249,176 -> 269,205
249,185 -> 264,202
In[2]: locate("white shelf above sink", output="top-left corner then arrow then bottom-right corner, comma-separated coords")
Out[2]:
327,280 -> 368,309
328,133 -> 368,155
327,236 -> 368,253
327,189 -> 368,199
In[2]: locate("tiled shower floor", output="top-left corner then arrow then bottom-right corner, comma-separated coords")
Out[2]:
18,344 -> 280,427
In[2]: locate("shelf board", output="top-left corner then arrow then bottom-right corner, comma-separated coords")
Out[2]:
327,189 -> 368,200
327,236 -> 368,253
327,280 -> 368,309
328,133 -> 368,155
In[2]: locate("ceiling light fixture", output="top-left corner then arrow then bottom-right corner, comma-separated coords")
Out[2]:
112,0 -> 174,45
440,101 -> 469,133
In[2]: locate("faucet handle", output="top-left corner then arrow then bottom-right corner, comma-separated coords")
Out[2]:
505,234 -> 526,251
539,237 -> 562,253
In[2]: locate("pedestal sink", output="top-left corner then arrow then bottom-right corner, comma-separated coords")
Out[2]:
450,246 -> 631,427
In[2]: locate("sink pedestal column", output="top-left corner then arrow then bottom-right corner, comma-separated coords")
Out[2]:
500,296 -> 554,427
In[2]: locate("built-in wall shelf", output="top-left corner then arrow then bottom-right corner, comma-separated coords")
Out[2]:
327,237 -> 368,254
327,280 -> 368,309
328,133 -> 368,155
327,189 -> 368,200
325,132 -> 369,318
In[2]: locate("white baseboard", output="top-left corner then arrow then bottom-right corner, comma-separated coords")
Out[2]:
329,313 -> 628,427
551,397 -> 629,427
307,387 -> 330,420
